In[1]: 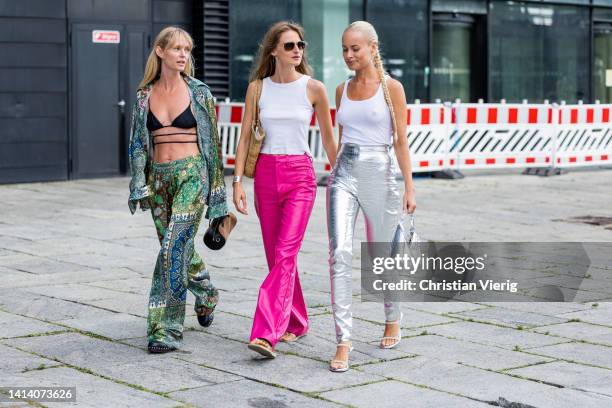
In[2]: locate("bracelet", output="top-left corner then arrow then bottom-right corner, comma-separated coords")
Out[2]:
232,175 -> 242,184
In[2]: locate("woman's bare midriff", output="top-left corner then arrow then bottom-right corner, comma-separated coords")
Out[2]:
152,126 -> 199,163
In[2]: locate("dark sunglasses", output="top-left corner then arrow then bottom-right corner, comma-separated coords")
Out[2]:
283,41 -> 307,51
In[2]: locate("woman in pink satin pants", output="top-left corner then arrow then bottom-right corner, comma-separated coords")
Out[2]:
231,21 -> 337,358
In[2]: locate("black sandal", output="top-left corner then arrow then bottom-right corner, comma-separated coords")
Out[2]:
196,290 -> 219,328
197,310 -> 215,327
148,342 -> 176,354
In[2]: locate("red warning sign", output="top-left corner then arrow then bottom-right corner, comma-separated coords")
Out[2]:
92,30 -> 120,44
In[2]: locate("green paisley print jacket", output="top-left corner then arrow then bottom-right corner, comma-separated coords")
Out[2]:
128,75 -> 228,220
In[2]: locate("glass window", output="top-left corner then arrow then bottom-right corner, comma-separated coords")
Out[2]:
229,0 -> 301,101
432,0 -> 487,14
302,1 -> 364,103
229,0 -> 363,102
366,0 -> 428,102
489,1 -> 589,103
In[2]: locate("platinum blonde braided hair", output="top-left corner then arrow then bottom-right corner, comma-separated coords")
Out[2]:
344,21 -> 398,142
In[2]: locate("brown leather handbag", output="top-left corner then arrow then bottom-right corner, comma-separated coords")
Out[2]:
244,79 -> 265,178
204,212 -> 238,250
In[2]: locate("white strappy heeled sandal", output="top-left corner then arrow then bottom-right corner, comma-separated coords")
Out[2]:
380,312 -> 404,349
329,342 -> 354,373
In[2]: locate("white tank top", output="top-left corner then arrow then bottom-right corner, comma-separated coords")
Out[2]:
259,75 -> 313,155
336,79 -> 393,146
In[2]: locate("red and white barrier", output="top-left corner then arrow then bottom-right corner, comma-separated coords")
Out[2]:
214,102 -> 612,176
449,104 -> 555,170
555,105 -> 612,167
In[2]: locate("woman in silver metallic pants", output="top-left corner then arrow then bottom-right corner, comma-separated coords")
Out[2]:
328,143 -> 402,333
328,21 -> 417,372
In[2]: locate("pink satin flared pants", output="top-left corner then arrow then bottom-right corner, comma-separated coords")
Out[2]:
250,153 -> 317,346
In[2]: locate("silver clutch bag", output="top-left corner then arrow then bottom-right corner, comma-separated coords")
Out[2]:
391,213 -> 422,257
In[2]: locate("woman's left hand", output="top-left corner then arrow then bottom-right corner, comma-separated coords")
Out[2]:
403,189 -> 416,214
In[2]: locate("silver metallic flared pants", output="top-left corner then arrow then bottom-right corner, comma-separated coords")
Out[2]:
327,143 -> 402,343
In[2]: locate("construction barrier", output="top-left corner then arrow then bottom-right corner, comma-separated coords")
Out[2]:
215,102 -> 612,177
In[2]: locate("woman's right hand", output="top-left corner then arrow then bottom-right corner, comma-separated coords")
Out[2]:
233,183 -> 248,215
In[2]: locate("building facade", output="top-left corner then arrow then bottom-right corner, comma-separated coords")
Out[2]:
1,0 -> 612,183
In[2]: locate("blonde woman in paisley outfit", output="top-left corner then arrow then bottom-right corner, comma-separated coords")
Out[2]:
128,27 -> 228,354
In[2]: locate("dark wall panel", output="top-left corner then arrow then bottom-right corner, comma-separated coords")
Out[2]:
0,142 -> 67,184
0,68 -> 67,92
153,0 -> 191,23
153,0 -> 192,38
0,118 -> 66,143
0,0 -> 65,18
0,93 -> 67,118
67,0 -> 150,21
0,165 -> 68,184
0,18 -> 66,43
0,44 -> 67,68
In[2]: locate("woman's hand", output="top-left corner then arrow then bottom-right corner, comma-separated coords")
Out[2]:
403,188 -> 416,214
233,183 -> 248,215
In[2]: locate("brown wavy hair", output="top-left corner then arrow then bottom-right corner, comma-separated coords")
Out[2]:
250,21 -> 313,81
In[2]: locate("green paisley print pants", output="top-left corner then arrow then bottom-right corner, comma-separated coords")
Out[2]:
146,154 -> 219,348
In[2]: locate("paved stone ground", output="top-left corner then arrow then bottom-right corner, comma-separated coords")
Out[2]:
1,168 -> 611,407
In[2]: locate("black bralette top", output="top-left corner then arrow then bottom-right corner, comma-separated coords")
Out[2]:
146,104 -> 197,132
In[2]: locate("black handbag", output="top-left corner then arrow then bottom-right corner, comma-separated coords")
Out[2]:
204,212 -> 237,250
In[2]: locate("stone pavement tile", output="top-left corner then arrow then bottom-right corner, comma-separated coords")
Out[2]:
507,361 -> 612,397
83,277 -> 152,295
213,275 -> 262,292
320,379 -> 490,408
531,322 -> 612,346
360,356 -> 612,407
89,292 -> 149,317
403,301 -> 486,315
186,311 -> 252,341
302,290 -> 334,308
275,329 -> 414,366
480,301 -> 590,316
160,332 -> 386,393
451,306 -> 568,328
0,269 -> 137,290
214,295 -> 257,318
24,284 -> 126,303
0,311 -> 65,339
526,341 -> 612,369
0,401 -> 30,407
557,306 -> 612,327
306,313 -> 419,344
352,301 -> 456,328
208,255 -> 267,270
391,334 -> 552,370
0,255 -> 98,276
0,343 -> 61,373
297,272 -> 336,293
534,275 -> 612,293
51,252 -> 153,272
2,236 -> 150,259
94,356 -> 242,394
0,224 -> 67,241
3,332 -> 148,369
0,291 -> 112,323
169,379 -> 339,408
426,321 -> 566,350
0,366 -> 179,407
56,311 -> 147,340
523,286 -> 611,303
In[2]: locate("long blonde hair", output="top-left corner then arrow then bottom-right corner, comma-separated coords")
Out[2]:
344,21 -> 398,142
250,21 -> 313,81
139,27 -> 195,89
